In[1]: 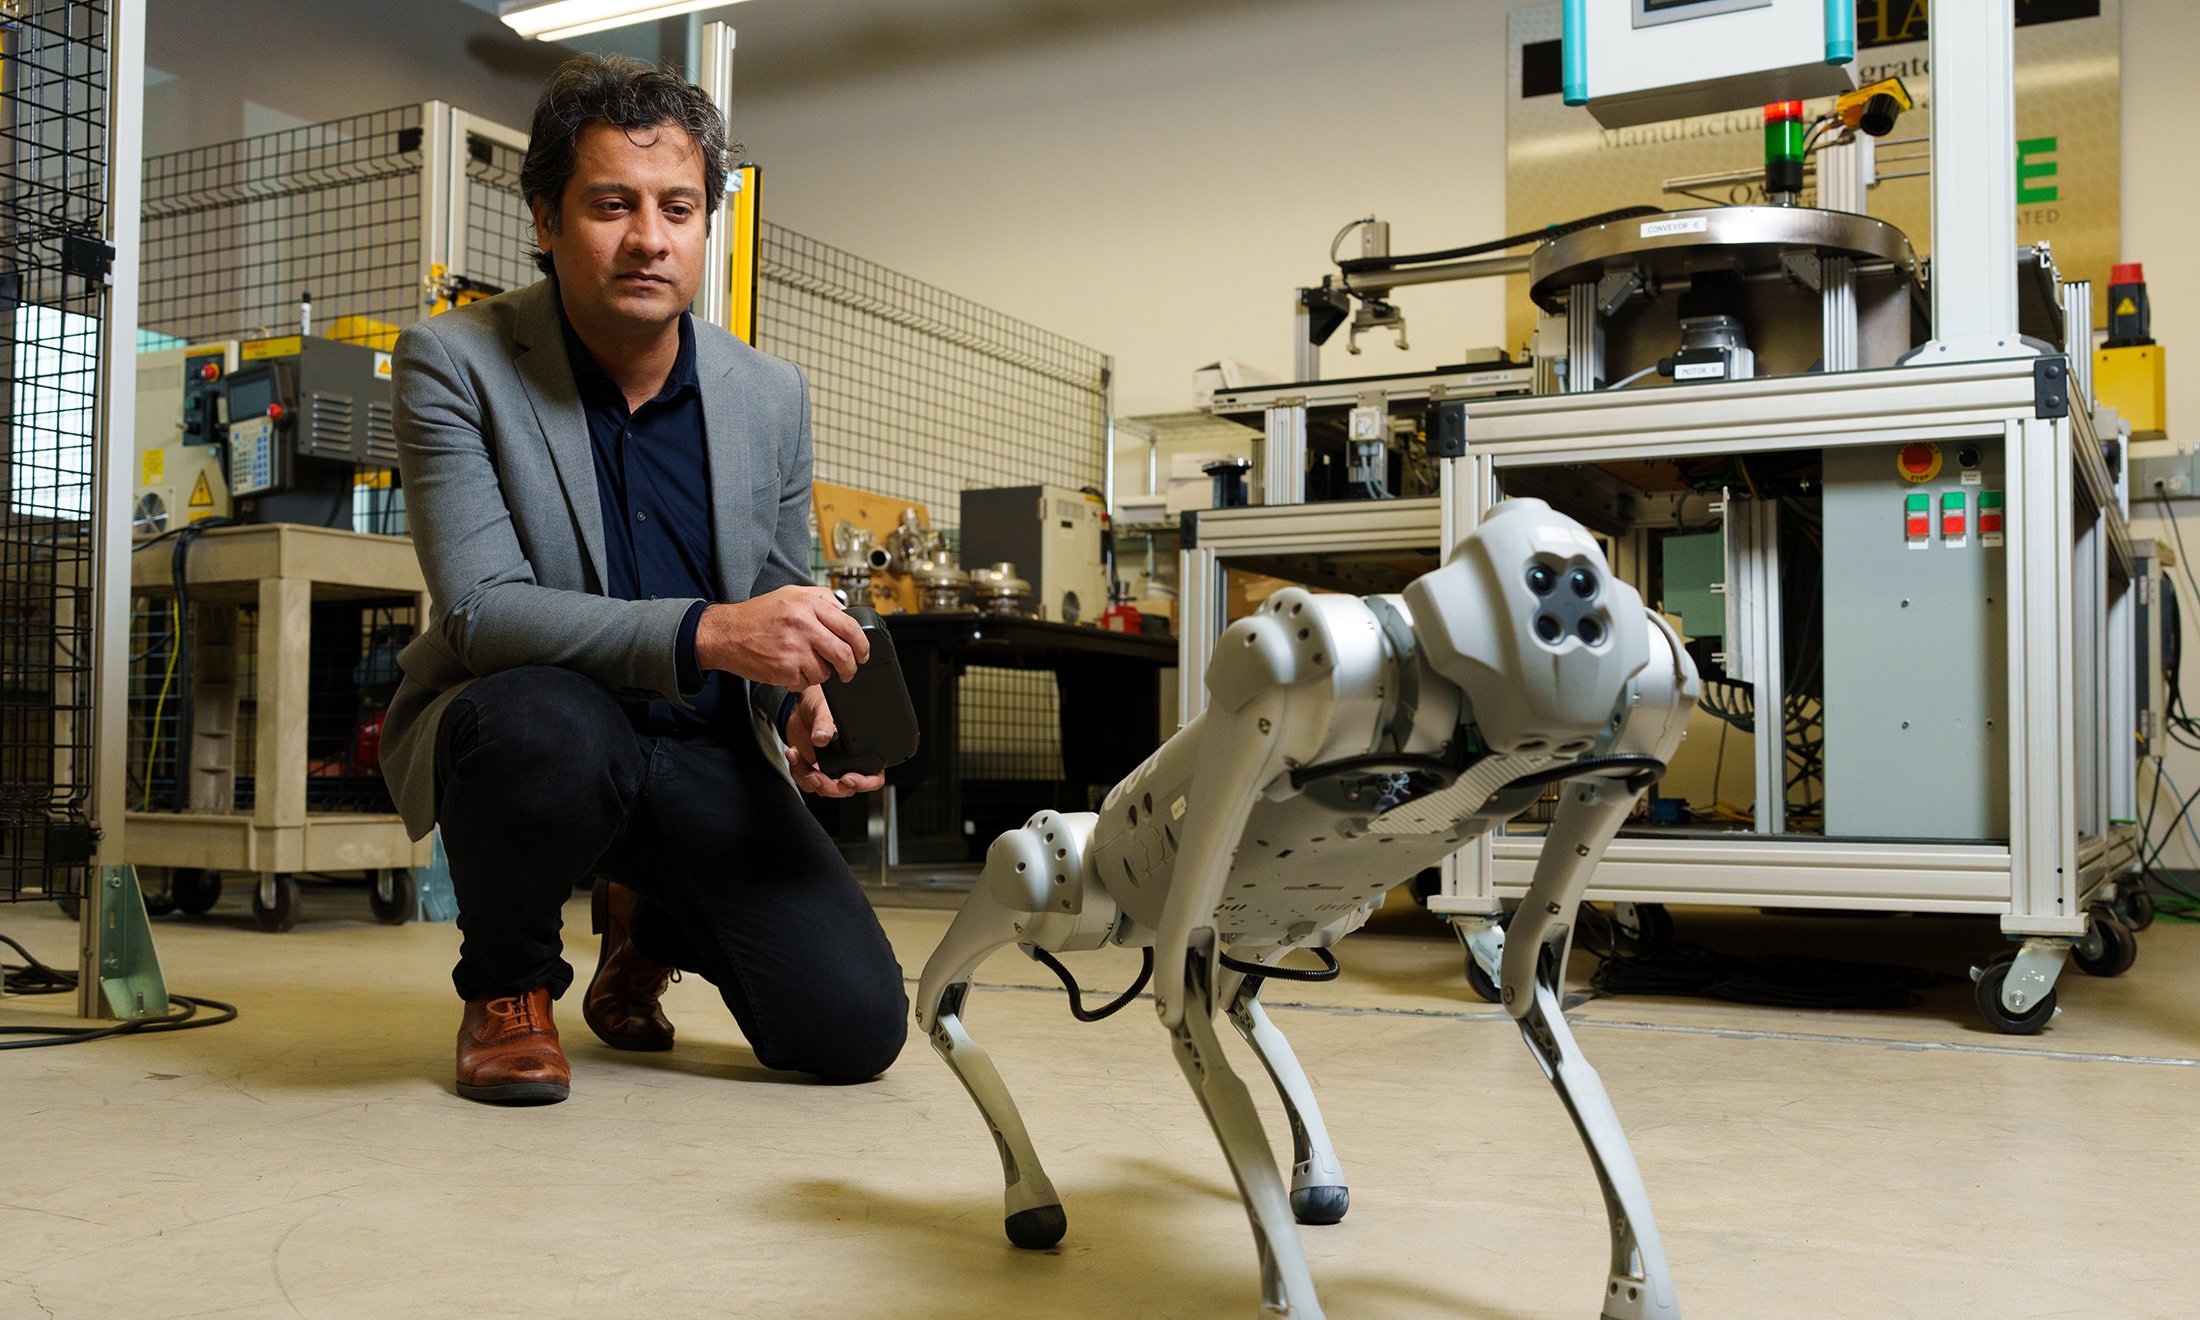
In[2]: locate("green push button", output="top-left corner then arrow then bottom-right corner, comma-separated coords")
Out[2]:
1905,492 -> 1930,513
1942,491 -> 1966,511
1980,490 -> 2004,509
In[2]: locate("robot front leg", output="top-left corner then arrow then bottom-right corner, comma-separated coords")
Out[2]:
1503,776 -> 1681,1320
1226,968 -> 1349,1226
1167,945 -> 1327,1320
914,825 -> 1093,1251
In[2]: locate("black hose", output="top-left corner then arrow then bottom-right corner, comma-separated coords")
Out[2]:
1336,205 -> 1665,275
1028,945 -> 1153,1023
1219,946 -> 1341,984
1498,754 -> 1668,796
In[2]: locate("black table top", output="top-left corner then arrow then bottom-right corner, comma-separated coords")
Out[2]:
883,611 -> 1177,667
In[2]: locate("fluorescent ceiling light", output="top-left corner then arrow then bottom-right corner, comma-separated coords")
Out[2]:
500,0 -> 748,42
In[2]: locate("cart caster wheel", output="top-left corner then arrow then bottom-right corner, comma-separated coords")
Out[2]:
144,886 -> 177,917
2073,908 -> 2137,978
171,868 -> 221,916
54,894 -> 81,920
2116,885 -> 2156,933
251,874 -> 301,932
1465,953 -> 1502,1004
369,869 -> 415,925
1615,901 -> 1674,954
1974,959 -> 2055,1034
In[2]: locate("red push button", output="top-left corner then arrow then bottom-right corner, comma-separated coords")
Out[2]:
1980,490 -> 2004,536
1905,491 -> 1930,540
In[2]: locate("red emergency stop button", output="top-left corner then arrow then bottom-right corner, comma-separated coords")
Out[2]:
199,362 -> 220,381
1898,442 -> 1943,482
266,402 -> 285,421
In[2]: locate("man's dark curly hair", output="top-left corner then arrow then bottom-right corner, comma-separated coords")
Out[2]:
520,54 -> 729,276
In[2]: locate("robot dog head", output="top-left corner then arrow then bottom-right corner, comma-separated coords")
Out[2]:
1401,498 -> 1650,757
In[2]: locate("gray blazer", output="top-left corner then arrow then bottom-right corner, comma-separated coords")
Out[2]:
379,277 -> 812,840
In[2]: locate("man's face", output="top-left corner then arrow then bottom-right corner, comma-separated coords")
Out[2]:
534,120 -> 708,337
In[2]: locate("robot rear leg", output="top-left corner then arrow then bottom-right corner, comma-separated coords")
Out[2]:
1226,972 -> 1350,1226
1168,947 -> 1327,1320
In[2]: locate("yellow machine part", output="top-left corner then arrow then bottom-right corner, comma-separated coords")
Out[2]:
327,314 -> 402,351
728,163 -> 760,345
2095,343 -> 2168,437
1837,77 -> 1913,130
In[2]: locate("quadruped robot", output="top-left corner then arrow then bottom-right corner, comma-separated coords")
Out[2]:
915,498 -> 1702,1319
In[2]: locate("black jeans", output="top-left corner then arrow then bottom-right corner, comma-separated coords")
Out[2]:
434,665 -> 907,1083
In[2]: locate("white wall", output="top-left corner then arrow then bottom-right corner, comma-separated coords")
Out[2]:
737,0 -> 2200,420
728,0 -> 1516,419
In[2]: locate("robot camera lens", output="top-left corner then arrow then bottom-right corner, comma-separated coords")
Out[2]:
1568,569 -> 1596,598
1576,617 -> 1604,645
1534,613 -> 1564,643
1526,564 -> 1557,596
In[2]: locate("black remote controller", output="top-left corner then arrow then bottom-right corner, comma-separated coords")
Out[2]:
816,606 -> 920,777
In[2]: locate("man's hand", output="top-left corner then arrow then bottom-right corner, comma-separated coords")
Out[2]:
696,586 -> 869,689
785,686 -> 886,798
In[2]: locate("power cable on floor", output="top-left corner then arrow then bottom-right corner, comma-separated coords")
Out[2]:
0,931 -> 238,1050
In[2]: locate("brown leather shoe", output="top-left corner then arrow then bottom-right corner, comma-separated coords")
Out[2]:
583,880 -> 677,1051
455,986 -> 570,1104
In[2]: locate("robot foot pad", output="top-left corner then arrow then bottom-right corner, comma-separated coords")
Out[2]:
1289,1185 -> 1350,1226
1004,1204 -> 1069,1250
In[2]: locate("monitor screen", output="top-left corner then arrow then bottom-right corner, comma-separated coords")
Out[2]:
227,371 -> 275,421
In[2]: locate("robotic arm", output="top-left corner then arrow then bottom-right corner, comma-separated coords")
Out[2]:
914,497 -> 1699,1320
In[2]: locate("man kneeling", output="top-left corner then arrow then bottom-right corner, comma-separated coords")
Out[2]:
380,55 -> 906,1103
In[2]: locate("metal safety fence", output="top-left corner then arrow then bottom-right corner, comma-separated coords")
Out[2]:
0,0 -> 113,904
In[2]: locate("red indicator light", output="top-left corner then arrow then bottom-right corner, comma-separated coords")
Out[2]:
1765,100 -> 1805,124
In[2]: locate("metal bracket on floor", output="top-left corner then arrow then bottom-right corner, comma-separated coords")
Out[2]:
1997,937 -> 2068,1018
413,832 -> 459,922
88,864 -> 170,1021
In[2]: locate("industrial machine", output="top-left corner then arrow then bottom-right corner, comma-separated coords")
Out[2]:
918,500 -> 1698,1320
132,343 -> 232,538
959,484 -> 1110,624
1181,0 -> 2150,1033
132,333 -> 396,539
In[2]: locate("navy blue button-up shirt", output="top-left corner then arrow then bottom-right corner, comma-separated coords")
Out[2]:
557,301 -> 731,737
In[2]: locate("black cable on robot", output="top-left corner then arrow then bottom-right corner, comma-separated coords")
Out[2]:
1497,754 -> 1668,796
1027,945 -> 1154,1022
1218,946 -> 1341,985
1286,753 -> 1457,792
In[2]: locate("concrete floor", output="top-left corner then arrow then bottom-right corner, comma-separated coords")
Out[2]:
2,886 -> 2195,1320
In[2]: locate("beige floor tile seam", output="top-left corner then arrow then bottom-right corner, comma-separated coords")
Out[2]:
932,974 -> 2200,1069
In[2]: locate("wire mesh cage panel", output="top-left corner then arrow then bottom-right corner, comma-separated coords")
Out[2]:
757,223 -> 1109,527
1,0 -> 112,903
957,668 -> 1063,781
140,105 -> 425,345
126,595 -> 414,816
462,132 -> 535,302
